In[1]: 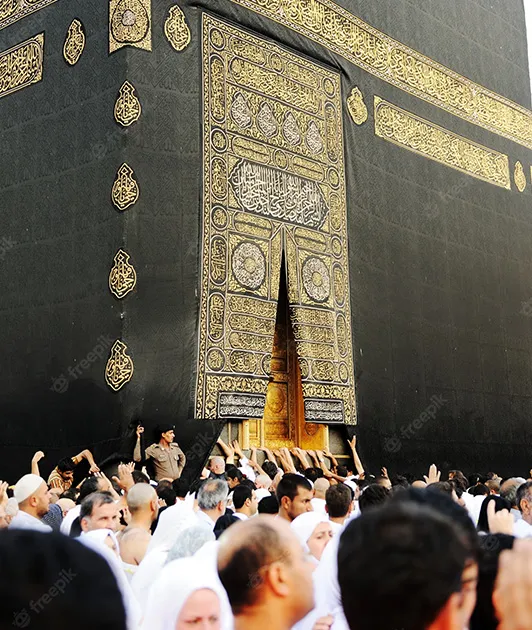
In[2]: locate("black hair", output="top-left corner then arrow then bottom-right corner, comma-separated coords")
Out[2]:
304,467 -> 323,482
325,483 -> 352,518
57,458 -> 76,473
470,484 -> 490,497
391,487 -> 479,555
336,465 -> 348,478
258,495 -> 279,514
516,480 -> 532,511
233,485 -> 253,510
156,485 -> 176,507
77,477 -> 101,504
427,481 -> 453,496
240,478 -> 256,491
338,501 -> 474,630
80,492 -> 115,522
0,530 -> 126,630
60,488 -> 78,502
132,470 -> 150,484
477,495 -> 512,533
226,468 -> 243,483
470,534 -> 515,630
262,461 -> 278,480
276,473 -> 312,503
358,484 -> 390,513
172,477 -> 189,498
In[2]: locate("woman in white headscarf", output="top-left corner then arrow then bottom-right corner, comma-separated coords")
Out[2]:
80,529 -> 141,630
291,512 -> 334,564
132,501 -> 197,613
141,556 -> 233,630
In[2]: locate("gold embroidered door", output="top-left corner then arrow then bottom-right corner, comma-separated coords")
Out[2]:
242,268 -> 328,450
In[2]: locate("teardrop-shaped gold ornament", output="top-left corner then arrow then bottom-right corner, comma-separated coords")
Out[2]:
105,340 -> 134,391
112,163 -> 140,211
514,161 -> 527,192
63,19 -> 85,66
114,81 -> 142,127
109,0 -> 151,53
347,86 -> 368,125
164,5 -> 191,52
109,249 -> 137,299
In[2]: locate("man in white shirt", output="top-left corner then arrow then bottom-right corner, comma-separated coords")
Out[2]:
9,474 -> 52,533
196,478 -> 229,530
325,483 -> 353,535
311,478 -> 330,514
514,481 -> 532,538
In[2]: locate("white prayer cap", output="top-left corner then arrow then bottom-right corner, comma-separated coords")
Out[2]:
14,474 -> 46,503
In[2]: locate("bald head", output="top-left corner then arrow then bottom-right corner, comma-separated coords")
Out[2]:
218,516 -> 297,612
313,478 -> 330,499
210,456 -> 225,475
412,480 -> 427,489
127,483 -> 157,513
256,474 -> 271,490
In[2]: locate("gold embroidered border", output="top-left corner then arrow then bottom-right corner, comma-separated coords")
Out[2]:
374,97 -> 511,189
0,34 -> 44,100
0,0 -> 57,31
229,0 -> 532,151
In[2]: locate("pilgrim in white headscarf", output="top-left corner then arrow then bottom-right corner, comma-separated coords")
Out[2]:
132,501 -> 197,613
291,512 -> 333,563
141,556 -> 233,630
80,529 -> 142,630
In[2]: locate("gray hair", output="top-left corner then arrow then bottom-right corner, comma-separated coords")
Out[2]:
127,483 -> 157,513
166,525 -> 215,564
198,479 -> 229,510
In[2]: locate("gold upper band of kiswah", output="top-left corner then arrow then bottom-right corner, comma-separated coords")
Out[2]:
230,0 -> 532,151
374,97 -> 511,190
0,0 -> 57,31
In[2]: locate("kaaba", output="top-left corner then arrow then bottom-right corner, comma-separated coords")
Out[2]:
1,0 -> 531,481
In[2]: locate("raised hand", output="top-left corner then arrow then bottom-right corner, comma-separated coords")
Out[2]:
381,467 -> 389,479
423,464 -> 441,485
348,436 -> 357,450
487,500 -> 514,535
112,463 -> 135,493
32,451 -> 45,463
136,425 -> 144,439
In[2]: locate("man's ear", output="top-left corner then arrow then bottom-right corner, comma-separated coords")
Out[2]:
80,517 -> 89,533
325,504 -> 329,515
427,592 -> 461,630
29,495 -> 38,508
264,562 -> 290,598
217,500 -> 225,512
281,496 -> 290,511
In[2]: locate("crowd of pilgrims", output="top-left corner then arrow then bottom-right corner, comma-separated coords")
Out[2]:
1,426 -> 532,630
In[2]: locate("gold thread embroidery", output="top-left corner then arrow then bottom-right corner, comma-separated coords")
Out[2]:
164,4 -> 191,52
114,81 -> 142,127
346,87 -> 368,125
514,161 -> 527,193
63,19 -> 85,66
105,340 -> 134,391
0,33 -> 43,100
109,0 -> 152,54
197,15 -> 356,424
112,163 -> 140,211
0,0 -> 57,31
374,97 -> 511,190
109,249 -> 137,299
229,0 -> 532,151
